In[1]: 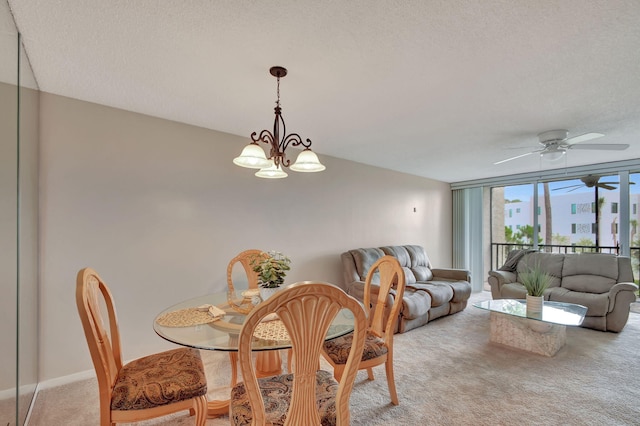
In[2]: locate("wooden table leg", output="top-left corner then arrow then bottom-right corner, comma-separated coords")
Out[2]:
204,350 -> 283,418
255,350 -> 283,378
207,399 -> 231,418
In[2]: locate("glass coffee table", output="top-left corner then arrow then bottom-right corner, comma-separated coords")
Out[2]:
473,299 -> 587,356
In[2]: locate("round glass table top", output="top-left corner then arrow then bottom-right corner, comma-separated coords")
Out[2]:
154,289 -> 356,352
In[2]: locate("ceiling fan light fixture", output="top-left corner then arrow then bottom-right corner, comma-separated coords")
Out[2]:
541,149 -> 566,162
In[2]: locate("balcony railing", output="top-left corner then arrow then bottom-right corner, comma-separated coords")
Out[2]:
491,243 -> 640,278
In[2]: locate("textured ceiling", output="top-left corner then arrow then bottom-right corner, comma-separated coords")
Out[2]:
8,0 -> 640,183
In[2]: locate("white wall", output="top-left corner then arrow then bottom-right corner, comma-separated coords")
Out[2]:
39,92 -> 452,381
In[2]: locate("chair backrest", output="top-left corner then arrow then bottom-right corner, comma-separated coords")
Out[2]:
237,282 -> 367,426
227,249 -> 267,292
363,255 -> 406,344
76,267 -> 122,418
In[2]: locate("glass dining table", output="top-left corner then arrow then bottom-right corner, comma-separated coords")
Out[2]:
153,287 -> 356,417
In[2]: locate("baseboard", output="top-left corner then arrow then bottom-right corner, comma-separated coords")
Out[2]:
37,369 -> 95,391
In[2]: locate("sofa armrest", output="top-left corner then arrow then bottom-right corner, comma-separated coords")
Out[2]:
347,280 -> 381,306
431,268 -> 471,282
487,270 -> 517,299
608,282 -> 639,312
341,251 -> 361,288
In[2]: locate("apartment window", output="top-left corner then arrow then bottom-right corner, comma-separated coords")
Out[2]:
591,202 -> 596,213
571,204 -> 576,214
612,202 -> 619,214
537,206 -> 541,215
573,223 -> 592,234
591,223 -> 597,234
509,209 -> 512,218
516,208 -> 521,213
611,223 -> 619,234
633,204 -> 637,215
516,225 -> 521,230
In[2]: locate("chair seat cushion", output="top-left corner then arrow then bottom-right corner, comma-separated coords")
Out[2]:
111,347 -> 207,411
230,369 -> 338,426
322,330 -> 388,365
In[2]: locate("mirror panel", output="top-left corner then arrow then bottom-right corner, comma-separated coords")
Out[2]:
17,31 -> 39,425
0,0 -> 39,424
0,0 -> 19,423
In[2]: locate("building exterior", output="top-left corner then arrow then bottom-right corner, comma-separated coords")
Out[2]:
504,189 -> 640,248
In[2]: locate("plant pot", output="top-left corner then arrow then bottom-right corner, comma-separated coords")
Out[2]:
260,287 -> 281,302
526,294 -> 544,315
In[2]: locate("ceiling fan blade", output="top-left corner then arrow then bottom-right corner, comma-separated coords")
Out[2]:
566,132 -> 604,145
566,186 -> 584,192
553,184 -> 582,191
494,151 -> 537,165
598,183 -> 617,190
568,143 -> 629,150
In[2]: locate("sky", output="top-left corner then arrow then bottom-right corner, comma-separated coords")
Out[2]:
504,173 -> 640,201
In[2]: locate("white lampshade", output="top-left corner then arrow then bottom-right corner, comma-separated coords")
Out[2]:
541,149 -> 565,162
290,149 -> 326,172
255,161 -> 288,179
233,143 -> 271,169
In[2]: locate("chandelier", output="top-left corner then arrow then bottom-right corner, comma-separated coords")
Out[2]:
233,66 -> 325,179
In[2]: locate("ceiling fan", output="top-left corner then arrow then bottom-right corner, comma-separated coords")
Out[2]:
494,129 -> 629,165
552,175 -> 624,192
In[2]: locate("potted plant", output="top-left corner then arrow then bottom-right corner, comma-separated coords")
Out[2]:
251,251 -> 291,300
519,263 -> 552,315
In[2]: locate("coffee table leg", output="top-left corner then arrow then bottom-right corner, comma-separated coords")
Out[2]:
489,312 -> 567,356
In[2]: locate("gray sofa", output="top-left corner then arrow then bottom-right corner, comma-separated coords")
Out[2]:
342,245 -> 472,333
489,251 -> 639,332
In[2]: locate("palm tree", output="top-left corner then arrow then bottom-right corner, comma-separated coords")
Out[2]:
543,182 -> 552,252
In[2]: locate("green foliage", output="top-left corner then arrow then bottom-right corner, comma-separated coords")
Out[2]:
505,225 -> 543,245
552,233 -> 571,245
519,263 -> 553,297
251,251 -> 291,288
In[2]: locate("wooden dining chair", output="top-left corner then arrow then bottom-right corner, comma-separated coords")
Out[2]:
76,267 -> 208,426
230,282 -> 367,426
322,255 -> 406,405
227,249 -> 267,294
227,249 -> 293,383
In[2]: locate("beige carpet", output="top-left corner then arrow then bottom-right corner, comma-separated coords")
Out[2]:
28,292 -> 640,425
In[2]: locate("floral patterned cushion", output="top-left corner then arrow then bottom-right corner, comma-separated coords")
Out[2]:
111,347 -> 207,410
323,331 -> 388,365
230,370 -> 338,426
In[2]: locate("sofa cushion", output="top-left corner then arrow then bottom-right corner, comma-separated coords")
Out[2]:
404,244 -> 434,281
547,287 -> 610,316
517,252 -> 563,288
349,248 -> 384,281
410,282 -> 453,307
400,288 -> 431,319
380,246 -> 417,284
561,254 -> 618,293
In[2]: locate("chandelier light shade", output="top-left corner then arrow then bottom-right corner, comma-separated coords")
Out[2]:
254,160 -> 288,179
233,66 -> 325,179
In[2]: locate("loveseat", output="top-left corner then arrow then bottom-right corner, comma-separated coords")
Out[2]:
488,250 -> 639,332
342,245 -> 472,333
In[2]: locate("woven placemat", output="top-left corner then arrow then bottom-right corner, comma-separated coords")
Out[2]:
156,308 -> 219,327
253,319 -> 290,342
